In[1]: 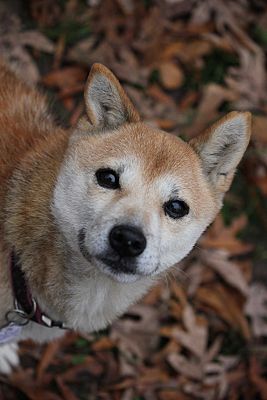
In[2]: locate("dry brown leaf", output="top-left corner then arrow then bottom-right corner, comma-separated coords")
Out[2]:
10,369 -> 60,400
185,262 -> 204,296
0,6 -> 54,84
168,353 -> 203,380
152,339 -> 181,364
161,40 -> 212,64
30,0 -> 61,28
200,249 -> 249,296
42,67 -> 87,89
56,377 -> 79,400
203,356 -> 239,399
249,357 -> 267,400
158,389 -> 190,400
252,115 -> 267,145
245,283 -> 267,337
163,304 -> 208,358
37,338 -> 63,381
18,31 -> 54,53
169,346 -> 237,399
158,62 -> 184,90
201,214 -> 253,255
91,336 -> 115,351
59,357 -> 104,381
226,48 -> 267,109
116,0 -> 135,15
110,304 -> 160,359
186,84 -> 238,138
147,84 -> 176,106
196,283 -> 251,339
171,282 -> 187,307
193,0 -> 258,53
138,366 -> 170,386
169,299 -> 183,319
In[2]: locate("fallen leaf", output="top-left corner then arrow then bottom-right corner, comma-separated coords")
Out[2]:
91,336 -> 115,351
10,369 -> 60,400
200,249 -> 249,296
186,84 -> 238,138
249,357 -> 267,400
196,283 -> 251,339
158,62 -> 184,89
245,283 -> 267,337
200,214 -> 253,255
162,40 -> 212,64
158,390 -> 190,400
252,115 -> 267,145
111,304 -> 160,359
42,67 -> 87,89
56,377 -> 79,400
163,304 -> 208,358
37,338 -> 63,381
18,31 -> 54,53
0,6 -> 54,84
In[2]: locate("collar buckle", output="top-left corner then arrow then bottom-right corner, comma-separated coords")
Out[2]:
5,299 -> 37,326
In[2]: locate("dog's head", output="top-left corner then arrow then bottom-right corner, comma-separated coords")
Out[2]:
52,64 -> 251,283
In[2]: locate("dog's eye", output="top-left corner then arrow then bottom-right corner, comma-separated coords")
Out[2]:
164,199 -> 189,219
95,168 -> 120,189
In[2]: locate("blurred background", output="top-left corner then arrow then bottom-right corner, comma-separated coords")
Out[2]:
0,0 -> 267,399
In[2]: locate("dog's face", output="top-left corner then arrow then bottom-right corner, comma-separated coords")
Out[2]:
52,64 -> 251,284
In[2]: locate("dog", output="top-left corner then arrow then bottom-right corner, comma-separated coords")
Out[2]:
0,61 -> 251,373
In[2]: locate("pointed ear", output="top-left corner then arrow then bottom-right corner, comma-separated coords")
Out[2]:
190,112 -> 251,193
84,63 -> 140,129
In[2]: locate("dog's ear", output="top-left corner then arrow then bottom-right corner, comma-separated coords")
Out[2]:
190,112 -> 251,194
84,63 -> 140,129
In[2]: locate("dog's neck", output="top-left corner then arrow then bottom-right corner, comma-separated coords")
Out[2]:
2,130 -> 69,322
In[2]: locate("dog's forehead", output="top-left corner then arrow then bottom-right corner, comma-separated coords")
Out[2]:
74,122 -> 201,177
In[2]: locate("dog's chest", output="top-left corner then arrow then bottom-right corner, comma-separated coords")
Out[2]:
64,273 -> 153,333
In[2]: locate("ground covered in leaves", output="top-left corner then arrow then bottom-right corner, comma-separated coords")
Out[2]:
1,0 -> 267,399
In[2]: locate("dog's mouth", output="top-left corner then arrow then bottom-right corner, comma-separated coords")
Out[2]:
97,255 -> 137,275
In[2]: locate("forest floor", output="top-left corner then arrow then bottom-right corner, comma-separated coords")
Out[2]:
1,1 -> 267,399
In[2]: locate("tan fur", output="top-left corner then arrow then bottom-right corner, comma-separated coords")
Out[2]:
73,124 -> 216,221
0,62 -> 69,325
0,61 -> 251,373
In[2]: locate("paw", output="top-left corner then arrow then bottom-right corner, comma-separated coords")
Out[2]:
0,342 -> 19,374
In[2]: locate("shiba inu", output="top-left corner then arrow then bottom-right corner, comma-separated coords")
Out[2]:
0,61 -> 251,373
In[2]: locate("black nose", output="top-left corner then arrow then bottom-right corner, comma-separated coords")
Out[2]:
109,225 -> 146,258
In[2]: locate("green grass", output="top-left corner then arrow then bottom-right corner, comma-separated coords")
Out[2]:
182,48 -> 239,92
71,354 -> 87,365
149,68 -> 160,84
250,24 -> 267,47
201,49 -> 239,85
43,18 -> 90,45
75,338 -> 89,349
220,329 -> 247,357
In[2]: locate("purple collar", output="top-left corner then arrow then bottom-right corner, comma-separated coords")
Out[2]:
6,251 -> 68,329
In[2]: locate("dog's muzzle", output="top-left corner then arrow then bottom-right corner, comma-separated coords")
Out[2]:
78,225 -> 147,276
